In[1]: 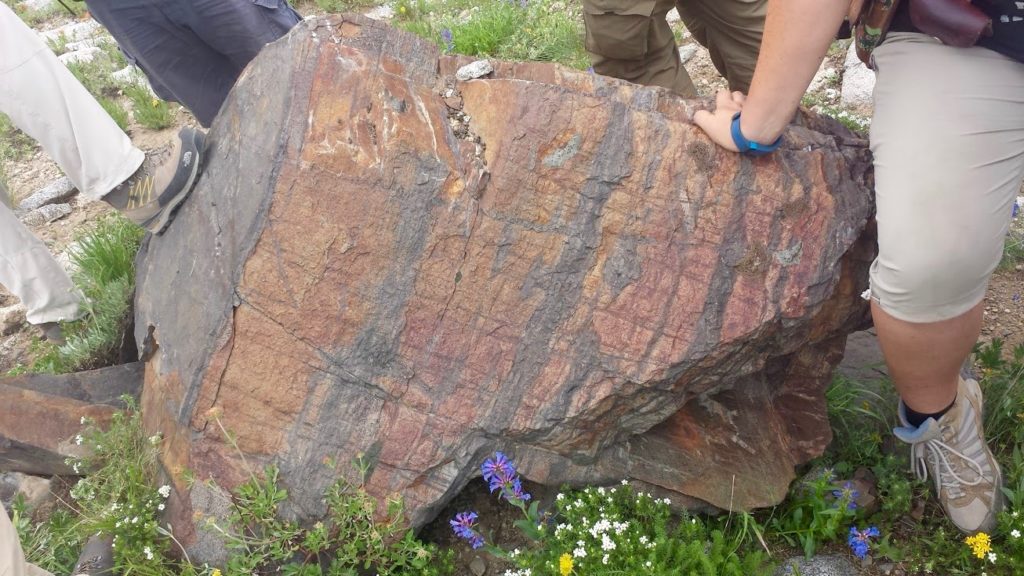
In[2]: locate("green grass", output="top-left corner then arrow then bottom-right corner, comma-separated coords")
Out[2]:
27,215 -> 143,374
124,84 -> 176,130
99,96 -> 130,131
394,0 -> 589,70
1000,225 -> 1023,270
309,0 -> 378,12
0,112 -> 37,164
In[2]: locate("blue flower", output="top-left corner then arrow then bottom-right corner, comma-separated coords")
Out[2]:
440,28 -> 454,52
480,452 -> 532,503
833,481 -> 859,510
481,452 -> 514,485
848,526 -> 880,559
451,511 -> 485,549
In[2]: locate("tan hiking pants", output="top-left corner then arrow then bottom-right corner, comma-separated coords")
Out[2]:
868,33 -> 1024,322
1,503 -> 53,576
0,3 -> 143,200
581,0 -> 766,97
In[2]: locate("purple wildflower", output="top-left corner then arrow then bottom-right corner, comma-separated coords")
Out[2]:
480,452 -> 532,503
440,28 -> 454,52
519,0 -> 528,7
586,66 -> 595,74
482,452 -> 514,486
848,526 -> 880,559
832,482 -> 859,511
450,511 -> 485,549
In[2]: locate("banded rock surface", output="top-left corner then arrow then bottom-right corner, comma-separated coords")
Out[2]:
133,15 -> 874,560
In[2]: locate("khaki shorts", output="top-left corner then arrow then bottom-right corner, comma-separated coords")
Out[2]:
868,33 -> 1024,322
581,0 -> 765,97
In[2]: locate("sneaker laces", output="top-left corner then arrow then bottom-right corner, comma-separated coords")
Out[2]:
911,427 -> 986,500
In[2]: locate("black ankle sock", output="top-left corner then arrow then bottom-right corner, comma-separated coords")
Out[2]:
905,396 -> 956,428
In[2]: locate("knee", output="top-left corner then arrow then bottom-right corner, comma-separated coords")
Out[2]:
869,242 -> 999,323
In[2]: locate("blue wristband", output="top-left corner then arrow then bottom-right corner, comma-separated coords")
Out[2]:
730,112 -> 781,156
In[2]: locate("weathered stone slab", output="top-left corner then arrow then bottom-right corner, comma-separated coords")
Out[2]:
0,362 -> 142,475
134,15 -> 874,561
18,176 -> 76,213
22,203 -> 72,226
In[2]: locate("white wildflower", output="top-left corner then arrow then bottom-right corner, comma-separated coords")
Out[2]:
158,484 -> 172,498
573,546 -> 587,558
74,435 -> 83,446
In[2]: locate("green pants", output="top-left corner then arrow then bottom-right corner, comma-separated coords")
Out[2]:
582,0 -> 766,96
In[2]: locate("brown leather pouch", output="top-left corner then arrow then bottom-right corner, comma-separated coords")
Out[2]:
908,0 -> 993,47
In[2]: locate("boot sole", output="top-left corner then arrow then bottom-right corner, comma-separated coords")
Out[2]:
151,128 -> 205,235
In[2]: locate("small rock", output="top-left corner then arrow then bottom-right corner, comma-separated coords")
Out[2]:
443,95 -> 463,111
64,36 -> 109,52
18,176 -> 76,213
40,20 -> 102,44
364,4 -> 395,20
666,7 -> 680,24
808,62 -> 838,92
19,0 -> 51,12
878,562 -> 896,575
678,44 -> 698,64
469,556 -> 486,576
111,65 -> 142,85
841,42 -> 875,108
0,304 -> 27,336
56,241 -> 81,275
22,203 -> 72,226
774,555 -> 859,576
0,472 -> 53,512
59,46 -> 103,65
456,60 -> 493,82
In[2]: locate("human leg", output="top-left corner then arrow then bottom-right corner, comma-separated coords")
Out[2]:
1,491 -> 56,576
84,0 -> 241,127
581,0 -> 697,97
177,0 -> 301,71
870,32 -> 1024,533
0,201 -> 81,326
0,2 -> 142,200
675,0 -> 766,93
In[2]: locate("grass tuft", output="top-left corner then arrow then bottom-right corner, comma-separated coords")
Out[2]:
29,215 -> 143,374
124,84 -> 176,131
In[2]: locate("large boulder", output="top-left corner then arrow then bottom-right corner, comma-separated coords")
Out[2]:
134,15 -> 874,560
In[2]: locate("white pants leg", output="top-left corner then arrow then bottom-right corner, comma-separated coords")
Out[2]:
0,502 -> 54,576
0,2 -> 143,200
0,198 -> 81,324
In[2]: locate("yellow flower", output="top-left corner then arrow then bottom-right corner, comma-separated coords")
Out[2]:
965,532 -> 992,559
399,5 -> 407,13
559,552 -> 574,576
211,570 -> 222,576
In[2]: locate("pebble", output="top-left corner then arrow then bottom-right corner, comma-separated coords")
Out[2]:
18,176 -> 76,213
456,60 -> 493,82
678,44 -> 698,64
22,203 -> 72,226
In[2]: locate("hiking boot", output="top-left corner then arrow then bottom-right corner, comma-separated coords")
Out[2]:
36,321 -> 65,345
893,376 -> 1004,534
103,127 -> 204,235
72,533 -> 114,575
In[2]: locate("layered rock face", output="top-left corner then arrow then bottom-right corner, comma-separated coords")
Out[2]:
133,15 -> 874,560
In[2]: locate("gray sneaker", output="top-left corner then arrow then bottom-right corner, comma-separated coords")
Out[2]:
893,377 -> 1004,534
103,127 -> 204,234
72,533 -> 114,575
